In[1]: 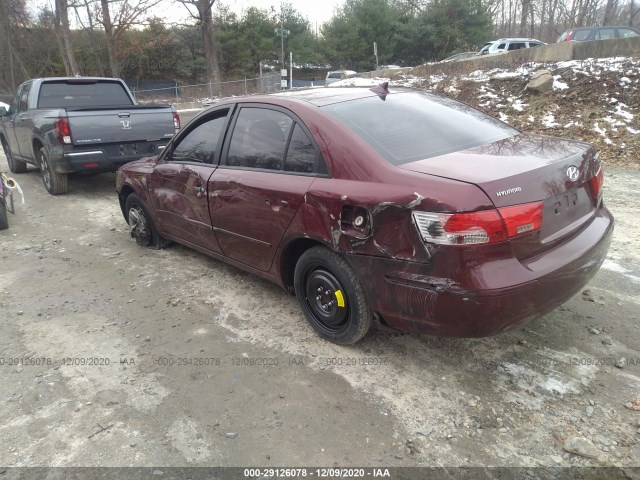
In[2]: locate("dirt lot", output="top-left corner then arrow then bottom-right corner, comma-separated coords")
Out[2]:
1,147 -> 640,474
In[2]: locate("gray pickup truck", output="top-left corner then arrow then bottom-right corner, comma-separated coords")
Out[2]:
0,77 -> 179,194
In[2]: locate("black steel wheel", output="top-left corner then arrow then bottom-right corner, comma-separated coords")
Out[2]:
2,138 -> 27,174
124,193 -> 170,249
39,147 -> 68,195
294,246 -> 372,344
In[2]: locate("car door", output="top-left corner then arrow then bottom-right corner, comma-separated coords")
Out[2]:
13,82 -> 36,161
4,83 -> 30,160
209,105 -> 326,271
147,107 -> 231,253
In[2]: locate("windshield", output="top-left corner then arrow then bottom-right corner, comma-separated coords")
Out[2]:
322,91 -> 518,165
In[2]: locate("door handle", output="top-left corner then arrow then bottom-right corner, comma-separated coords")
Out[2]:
280,200 -> 289,208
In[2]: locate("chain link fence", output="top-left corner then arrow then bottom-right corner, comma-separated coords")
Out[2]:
130,72 -> 284,104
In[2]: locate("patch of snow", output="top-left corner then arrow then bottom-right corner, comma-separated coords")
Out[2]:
627,127 -> 639,135
552,75 -> 569,90
541,112 -> 559,128
0,101 -> 9,111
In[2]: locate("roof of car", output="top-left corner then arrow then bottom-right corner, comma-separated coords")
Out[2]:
273,86 -> 407,106
492,38 -> 544,42
569,25 -> 639,30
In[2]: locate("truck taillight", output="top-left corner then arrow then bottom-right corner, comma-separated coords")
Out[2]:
173,112 -> 180,131
54,118 -> 72,145
412,202 -> 543,245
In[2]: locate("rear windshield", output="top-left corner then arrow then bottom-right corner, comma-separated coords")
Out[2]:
38,81 -> 133,108
328,73 -> 343,79
322,91 -> 518,164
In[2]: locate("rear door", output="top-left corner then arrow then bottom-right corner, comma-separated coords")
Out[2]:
209,105 -> 325,271
148,107 -> 231,253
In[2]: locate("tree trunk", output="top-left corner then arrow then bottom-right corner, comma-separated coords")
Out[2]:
100,0 -> 120,77
519,0 -> 531,36
199,0 -> 221,91
58,0 -> 79,75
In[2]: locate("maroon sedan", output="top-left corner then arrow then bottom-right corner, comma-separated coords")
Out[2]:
115,85 -> 613,344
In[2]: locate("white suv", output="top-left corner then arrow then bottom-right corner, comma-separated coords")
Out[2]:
479,38 -> 546,55
325,70 -> 357,85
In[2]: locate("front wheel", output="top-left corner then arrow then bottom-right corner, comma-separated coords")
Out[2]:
1,138 -> 27,174
294,246 -> 372,344
39,147 -> 68,195
124,193 -> 170,249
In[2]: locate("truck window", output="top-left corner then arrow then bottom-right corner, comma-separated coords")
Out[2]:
37,81 -> 134,108
19,83 -> 32,112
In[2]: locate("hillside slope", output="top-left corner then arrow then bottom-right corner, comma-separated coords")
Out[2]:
336,57 -> 640,168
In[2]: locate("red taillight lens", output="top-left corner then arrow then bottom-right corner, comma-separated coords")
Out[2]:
54,117 -> 72,144
498,202 -> 543,237
589,167 -> 604,202
173,112 -> 180,130
413,201 -> 543,246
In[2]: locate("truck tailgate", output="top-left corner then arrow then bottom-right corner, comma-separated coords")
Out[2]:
66,106 -> 175,145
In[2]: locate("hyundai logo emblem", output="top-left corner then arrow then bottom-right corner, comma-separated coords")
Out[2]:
566,166 -> 579,181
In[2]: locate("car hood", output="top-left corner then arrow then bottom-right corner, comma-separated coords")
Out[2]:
398,133 -> 595,207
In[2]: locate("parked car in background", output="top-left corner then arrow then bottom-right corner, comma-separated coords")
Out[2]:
378,65 -> 403,70
116,84 -> 612,345
442,52 -> 477,62
481,38 -> 546,55
478,41 -> 498,55
325,70 -> 357,85
557,26 -> 639,42
0,77 -> 179,195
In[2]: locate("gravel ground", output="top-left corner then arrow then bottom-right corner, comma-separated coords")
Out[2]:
0,150 -> 639,473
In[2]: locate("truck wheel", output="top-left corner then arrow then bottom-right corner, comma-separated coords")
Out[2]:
124,193 -> 170,249
39,147 -> 68,195
294,246 -> 372,344
1,138 -> 27,174
0,198 -> 8,230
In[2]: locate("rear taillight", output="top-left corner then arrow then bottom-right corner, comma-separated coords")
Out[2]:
173,112 -> 180,130
54,117 -> 72,144
413,201 -> 543,245
589,166 -> 604,204
499,202 -> 544,237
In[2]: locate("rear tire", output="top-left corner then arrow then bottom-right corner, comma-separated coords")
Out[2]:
124,193 -> 170,249
0,198 -> 8,230
294,246 -> 372,344
1,138 -> 27,174
39,147 -> 68,195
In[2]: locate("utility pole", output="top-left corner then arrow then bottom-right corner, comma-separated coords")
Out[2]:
274,5 -> 290,69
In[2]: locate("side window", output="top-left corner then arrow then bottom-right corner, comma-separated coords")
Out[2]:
618,28 -> 639,38
226,108 -> 293,170
574,30 -> 591,40
528,42 -> 542,48
496,43 -> 506,50
596,29 -> 615,40
171,111 -> 228,164
285,124 -> 317,173
18,83 -> 31,112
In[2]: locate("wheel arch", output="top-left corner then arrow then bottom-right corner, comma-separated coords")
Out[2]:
118,185 -> 135,220
279,236 -> 333,293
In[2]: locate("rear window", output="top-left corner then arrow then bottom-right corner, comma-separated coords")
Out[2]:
38,81 -> 133,108
328,73 -> 343,79
322,91 -> 517,165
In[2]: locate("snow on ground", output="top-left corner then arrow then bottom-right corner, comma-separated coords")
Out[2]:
0,101 -> 9,111
326,56 -> 639,166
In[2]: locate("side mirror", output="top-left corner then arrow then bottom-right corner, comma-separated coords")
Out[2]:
0,107 -> 7,117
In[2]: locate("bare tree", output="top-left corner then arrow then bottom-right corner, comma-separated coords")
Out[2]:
95,0 -> 164,77
176,0 -> 222,87
54,0 -> 80,75
0,0 -> 30,91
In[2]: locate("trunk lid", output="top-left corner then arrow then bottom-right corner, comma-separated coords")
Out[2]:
66,106 -> 176,145
400,134 -> 602,254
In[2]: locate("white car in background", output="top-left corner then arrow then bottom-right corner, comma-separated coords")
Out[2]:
480,38 -> 546,55
325,70 -> 357,85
